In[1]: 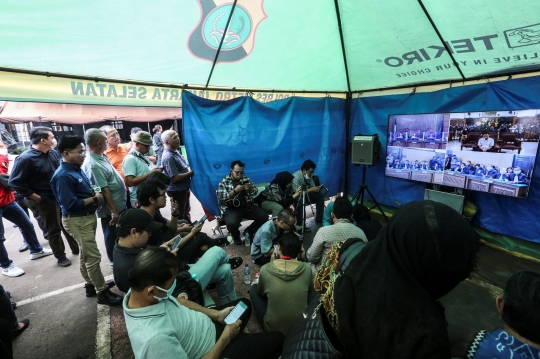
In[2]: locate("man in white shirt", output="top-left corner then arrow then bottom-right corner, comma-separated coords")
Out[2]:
477,133 -> 495,152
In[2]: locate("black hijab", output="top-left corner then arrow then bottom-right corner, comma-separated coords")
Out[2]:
271,171 -> 294,191
334,200 -> 480,359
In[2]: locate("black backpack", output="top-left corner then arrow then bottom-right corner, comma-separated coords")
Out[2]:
172,262 -> 204,306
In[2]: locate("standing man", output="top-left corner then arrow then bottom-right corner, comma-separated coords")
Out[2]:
217,161 -> 268,245
291,159 -> 325,228
82,129 -> 126,267
51,135 -> 122,305
9,126 -> 79,267
152,125 -> 164,166
101,125 -> 129,181
161,130 -> 194,222
122,131 -> 162,207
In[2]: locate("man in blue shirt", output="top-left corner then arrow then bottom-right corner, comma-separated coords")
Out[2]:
161,130 -> 194,222
9,126 -> 79,267
251,210 -> 296,266
51,135 -> 122,306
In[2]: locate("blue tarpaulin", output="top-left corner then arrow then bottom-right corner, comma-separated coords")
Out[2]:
182,91 -> 346,216
350,75 -> 540,244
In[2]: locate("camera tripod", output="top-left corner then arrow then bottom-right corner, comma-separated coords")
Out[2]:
294,181 -> 314,238
351,165 -> 388,222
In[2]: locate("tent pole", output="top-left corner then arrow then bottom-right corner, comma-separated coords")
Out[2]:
417,0 -> 465,81
147,122 -> 151,133
333,0 -> 352,194
205,0 -> 238,88
82,124 -> 86,132
344,92 -> 351,195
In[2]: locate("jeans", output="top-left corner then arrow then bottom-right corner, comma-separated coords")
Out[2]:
187,246 -> 237,305
25,199 -> 78,259
223,205 -> 268,240
260,201 -> 284,217
15,196 -> 48,239
100,215 -> 119,263
62,215 -> 106,293
0,201 -> 44,268
295,191 -> 324,225
166,188 -> 191,222
213,299 -> 284,359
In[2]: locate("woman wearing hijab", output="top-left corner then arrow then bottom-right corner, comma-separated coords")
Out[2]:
259,171 -> 302,217
333,200 -> 480,358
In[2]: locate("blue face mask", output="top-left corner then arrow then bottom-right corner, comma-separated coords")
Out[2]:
153,279 -> 177,302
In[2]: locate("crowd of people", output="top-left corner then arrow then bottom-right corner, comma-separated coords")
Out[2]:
0,125 -> 538,359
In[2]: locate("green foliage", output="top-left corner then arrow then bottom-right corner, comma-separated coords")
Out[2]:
8,146 -> 28,155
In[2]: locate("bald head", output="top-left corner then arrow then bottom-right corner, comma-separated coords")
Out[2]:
85,128 -> 107,154
162,130 -> 180,150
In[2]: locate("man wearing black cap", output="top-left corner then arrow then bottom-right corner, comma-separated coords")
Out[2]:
122,131 -> 163,207
114,208 -> 241,305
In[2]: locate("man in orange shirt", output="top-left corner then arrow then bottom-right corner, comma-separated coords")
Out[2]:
100,125 -> 130,180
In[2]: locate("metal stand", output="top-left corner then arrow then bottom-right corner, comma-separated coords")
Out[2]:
351,165 -> 388,222
295,185 -> 313,238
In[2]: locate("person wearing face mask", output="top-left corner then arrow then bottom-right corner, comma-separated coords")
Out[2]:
0,141 -> 53,277
484,164 -> 501,179
291,159 -> 325,228
505,167 -> 529,184
216,160 -> 268,245
123,247 -> 285,359
50,135 -> 121,305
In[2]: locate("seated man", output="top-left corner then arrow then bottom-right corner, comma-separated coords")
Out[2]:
137,181 -> 227,263
114,209 -> 241,304
504,167 -> 529,184
123,247 -> 284,359
292,159 -> 325,228
477,132 -> 495,152
484,164 -> 500,179
306,197 -> 367,276
465,271 -> 540,359
251,210 -> 298,266
217,160 -> 268,245
352,204 -> 383,242
249,233 -> 314,335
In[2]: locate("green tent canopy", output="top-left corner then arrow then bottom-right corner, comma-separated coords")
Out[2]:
1,0 -> 540,97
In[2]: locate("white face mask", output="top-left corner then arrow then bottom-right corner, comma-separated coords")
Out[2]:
0,149 -> 7,155
514,170 -> 521,175
304,173 -> 310,180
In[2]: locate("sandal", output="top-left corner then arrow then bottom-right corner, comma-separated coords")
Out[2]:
229,257 -> 244,270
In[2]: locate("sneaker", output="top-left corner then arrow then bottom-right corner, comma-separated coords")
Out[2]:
2,263 -> 25,277
57,256 -> 71,267
97,288 -> 123,306
29,248 -> 53,260
229,257 -> 243,270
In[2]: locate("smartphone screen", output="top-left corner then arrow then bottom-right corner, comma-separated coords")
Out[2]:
197,214 -> 209,225
172,236 -> 182,250
224,301 -> 248,324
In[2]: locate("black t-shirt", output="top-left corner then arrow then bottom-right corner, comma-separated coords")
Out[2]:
113,243 -> 143,293
147,210 -> 175,246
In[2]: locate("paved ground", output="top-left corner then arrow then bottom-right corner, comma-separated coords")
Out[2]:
2,196 -> 540,359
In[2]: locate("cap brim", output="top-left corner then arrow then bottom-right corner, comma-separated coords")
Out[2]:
147,220 -> 164,233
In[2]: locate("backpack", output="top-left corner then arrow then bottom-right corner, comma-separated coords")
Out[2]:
172,263 -> 204,306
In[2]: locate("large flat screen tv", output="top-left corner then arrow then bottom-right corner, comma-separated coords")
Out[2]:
385,110 -> 539,199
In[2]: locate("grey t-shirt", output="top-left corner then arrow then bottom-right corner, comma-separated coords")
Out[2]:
83,152 -> 126,217
122,149 -> 152,206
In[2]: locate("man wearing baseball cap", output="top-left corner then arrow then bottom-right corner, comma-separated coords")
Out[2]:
122,131 -> 163,207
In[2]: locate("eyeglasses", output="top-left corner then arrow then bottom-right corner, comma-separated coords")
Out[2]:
69,150 -> 86,156
282,221 -> 295,230
232,170 -> 244,175
154,192 -> 166,199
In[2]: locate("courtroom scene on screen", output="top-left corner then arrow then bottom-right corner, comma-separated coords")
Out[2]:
386,109 -> 539,199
